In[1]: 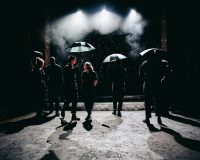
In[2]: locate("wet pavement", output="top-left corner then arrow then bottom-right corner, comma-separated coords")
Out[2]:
0,102 -> 200,160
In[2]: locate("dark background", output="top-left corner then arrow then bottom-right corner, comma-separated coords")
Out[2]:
1,0 -> 199,114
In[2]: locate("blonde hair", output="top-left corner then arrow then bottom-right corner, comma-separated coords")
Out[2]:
84,62 -> 93,71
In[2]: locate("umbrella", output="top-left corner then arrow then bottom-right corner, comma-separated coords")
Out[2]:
139,48 -> 166,59
66,41 -> 95,53
33,50 -> 43,58
103,53 -> 127,63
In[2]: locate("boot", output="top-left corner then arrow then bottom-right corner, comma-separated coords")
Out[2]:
143,118 -> 150,124
112,110 -> 116,115
72,113 -> 80,121
117,111 -> 121,117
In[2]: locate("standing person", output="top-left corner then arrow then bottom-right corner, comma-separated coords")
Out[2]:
110,59 -> 126,117
32,57 -> 46,116
62,55 -> 80,121
45,57 -> 63,116
81,62 -> 98,120
139,55 -> 167,125
160,60 -> 175,113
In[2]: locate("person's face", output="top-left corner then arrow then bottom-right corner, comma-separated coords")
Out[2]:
71,58 -> 77,65
83,64 -> 87,70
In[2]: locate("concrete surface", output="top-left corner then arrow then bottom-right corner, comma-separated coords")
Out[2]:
0,103 -> 200,160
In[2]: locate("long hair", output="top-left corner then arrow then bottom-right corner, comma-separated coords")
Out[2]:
85,62 -> 94,72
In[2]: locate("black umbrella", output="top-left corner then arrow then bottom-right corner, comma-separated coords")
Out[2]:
139,48 -> 166,59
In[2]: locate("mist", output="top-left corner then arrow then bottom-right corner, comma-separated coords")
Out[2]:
50,8 -> 147,58
51,11 -> 92,54
121,9 -> 147,58
91,8 -> 122,35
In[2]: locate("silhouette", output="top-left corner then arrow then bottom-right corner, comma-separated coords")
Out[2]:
45,57 -> 63,116
32,57 -> 47,116
110,59 -> 126,117
81,62 -> 98,121
139,54 -> 169,125
160,60 -> 175,112
62,56 -> 80,122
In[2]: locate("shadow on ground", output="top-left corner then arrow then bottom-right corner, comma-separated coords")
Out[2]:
161,126 -> 200,152
147,123 -> 161,132
166,113 -> 200,128
45,114 -> 127,160
40,150 -> 60,160
148,125 -> 200,160
0,114 -> 56,134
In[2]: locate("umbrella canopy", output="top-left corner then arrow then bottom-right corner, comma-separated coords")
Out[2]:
66,41 -> 95,53
139,48 -> 166,59
103,53 -> 127,63
33,50 -> 43,58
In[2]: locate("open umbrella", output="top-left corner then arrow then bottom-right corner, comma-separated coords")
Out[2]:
103,53 -> 127,63
139,48 -> 166,59
33,50 -> 43,58
66,41 -> 95,53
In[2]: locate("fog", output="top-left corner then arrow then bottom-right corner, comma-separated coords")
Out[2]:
50,8 -> 147,58
121,9 -> 147,58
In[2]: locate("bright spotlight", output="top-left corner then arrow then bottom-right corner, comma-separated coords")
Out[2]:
127,9 -> 142,22
121,8 -> 146,35
74,10 -> 85,22
101,8 -> 108,16
76,10 -> 82,15
130,9 -> 136,15
91,7 -> 122,34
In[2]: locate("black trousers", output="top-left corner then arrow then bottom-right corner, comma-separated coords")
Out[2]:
83,89 -> 95,116
33,82 -> 45,113
112,83 -> 125,111
63,88 -> 78,114
143,82 -> 163,119
48,86 -> 60,111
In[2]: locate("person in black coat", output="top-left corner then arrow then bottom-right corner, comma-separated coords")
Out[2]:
62,55 -> 80,121
81,62 -> 98,120
32,57 -> 46,116
110,59 -> 126,117
45,57 -> 63,116
139,55 -> 169,125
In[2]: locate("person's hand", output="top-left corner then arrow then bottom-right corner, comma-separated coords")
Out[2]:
93,80 -> 98,87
